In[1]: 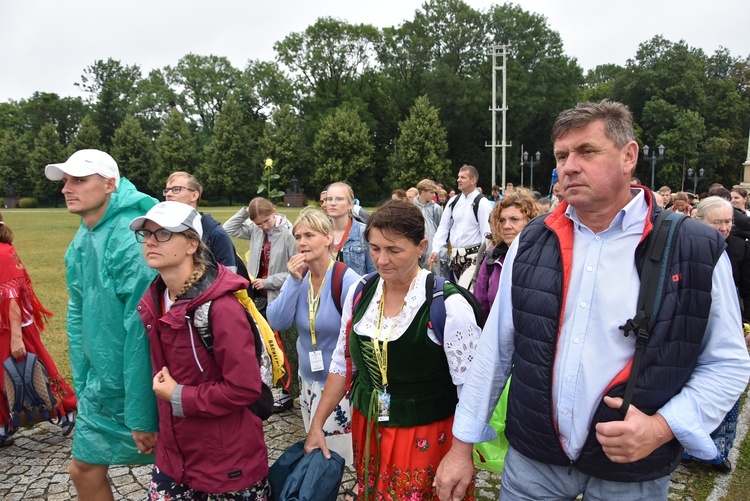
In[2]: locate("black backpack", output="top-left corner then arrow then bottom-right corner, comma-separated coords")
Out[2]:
447,193 -> 485,240
3,354 -> 62,433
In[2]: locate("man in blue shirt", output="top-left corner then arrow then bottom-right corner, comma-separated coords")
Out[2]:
436,101 -> 750,500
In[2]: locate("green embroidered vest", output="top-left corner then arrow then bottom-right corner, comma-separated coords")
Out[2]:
349,277 -> 458,427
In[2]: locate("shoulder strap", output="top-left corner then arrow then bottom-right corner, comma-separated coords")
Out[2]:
193,296 -> 275,420
344,273 -> 379,393
3,356 -> 26,431
192,301 -> 215,354
448,195 -> 460,212
331,261 -> 348,316
618,209 -> 685,416
472,194 -> 484,222
425,273 -> 446,344
21,353 -> 45,407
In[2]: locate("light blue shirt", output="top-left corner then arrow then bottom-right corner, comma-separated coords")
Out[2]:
267,264 -> 361,384
454,188 -> 750,461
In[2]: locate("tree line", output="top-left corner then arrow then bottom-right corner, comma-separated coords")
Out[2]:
1,0 -> 748,206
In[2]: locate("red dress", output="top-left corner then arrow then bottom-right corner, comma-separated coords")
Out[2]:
0,243 -> 76,428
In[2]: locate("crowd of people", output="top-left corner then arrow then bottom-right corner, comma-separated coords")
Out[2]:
0,99 -> 748,501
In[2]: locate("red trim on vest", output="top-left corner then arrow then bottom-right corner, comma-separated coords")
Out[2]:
541,188 -> 658,441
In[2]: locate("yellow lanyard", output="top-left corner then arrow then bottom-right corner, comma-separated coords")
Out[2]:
308,260 -> 334,348
372,285 -> 404,388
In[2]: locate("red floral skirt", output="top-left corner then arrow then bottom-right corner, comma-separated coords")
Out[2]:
0,323 -> 77,427
352,408 -> 475,500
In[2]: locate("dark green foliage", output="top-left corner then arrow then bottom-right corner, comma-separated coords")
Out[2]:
111,115 -> 156,195
27,123 -> 64,205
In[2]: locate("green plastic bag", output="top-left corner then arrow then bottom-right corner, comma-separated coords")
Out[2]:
472,378 -> 510,473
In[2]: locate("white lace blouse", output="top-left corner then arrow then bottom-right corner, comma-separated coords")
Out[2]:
328,268 -> 480,395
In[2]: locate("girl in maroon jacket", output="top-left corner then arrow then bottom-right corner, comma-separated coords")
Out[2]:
131,201 -> 270,500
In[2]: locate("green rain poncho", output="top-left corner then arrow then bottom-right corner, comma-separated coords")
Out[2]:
64,178 -> 158,465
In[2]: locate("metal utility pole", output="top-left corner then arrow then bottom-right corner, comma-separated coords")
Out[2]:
486,45 -> 510,192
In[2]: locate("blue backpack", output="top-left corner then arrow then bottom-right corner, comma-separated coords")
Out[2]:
344,272 -> 485,392
3,354 -> 61,433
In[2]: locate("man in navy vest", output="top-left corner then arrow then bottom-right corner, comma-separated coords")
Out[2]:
436,101 -> 750,500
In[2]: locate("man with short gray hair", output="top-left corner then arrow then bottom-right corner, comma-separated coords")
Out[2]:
436,101 -> 750,500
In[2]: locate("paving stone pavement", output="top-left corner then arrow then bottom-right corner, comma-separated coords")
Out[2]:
1,393 -> 745,500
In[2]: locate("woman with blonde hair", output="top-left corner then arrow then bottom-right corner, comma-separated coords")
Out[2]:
133,201 -> 270,498
327,182 -> 375,276
267,208 -> 360,463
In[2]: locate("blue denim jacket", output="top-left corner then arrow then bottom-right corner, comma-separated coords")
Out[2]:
341,218 -> 375,276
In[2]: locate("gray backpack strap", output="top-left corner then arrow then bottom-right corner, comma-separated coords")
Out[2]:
618,210 -> 685,416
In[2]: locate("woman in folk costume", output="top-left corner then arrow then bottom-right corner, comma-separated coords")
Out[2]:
305,201 -> 481,500
0,211 -> 76,446
267,208 -> 360,464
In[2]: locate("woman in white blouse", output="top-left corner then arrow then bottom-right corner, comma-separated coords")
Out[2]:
304,200 -> 480,500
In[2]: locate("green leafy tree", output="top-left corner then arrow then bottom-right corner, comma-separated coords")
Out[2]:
641,98 -> 706,190
612,37 -> 708,125
582,64 -> 626,102
311,107 -> 375,198
256,105 -> 309,192
16,92 -> 88,146
387,95 -> 451,188
199,97 -> 253,204
153,109 -> 199,194
275,17 -> 381,109
235,60 -> 296,121
68,114 -> 103,154
133,68 -> 179,139
400,0 -> 490,169
166,54 -> 241,138
76,58 -> 142,147
27,122 -> 64,205
0,102 -> 25,137
0,130 -> 31,197
111,115 -> 155,195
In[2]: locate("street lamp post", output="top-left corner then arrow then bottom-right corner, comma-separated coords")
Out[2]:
523,150 -> 541,191
687,167 -> 705,194
643,144 -> 665,190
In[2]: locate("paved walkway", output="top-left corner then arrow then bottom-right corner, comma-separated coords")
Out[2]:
1,389 -> 747,500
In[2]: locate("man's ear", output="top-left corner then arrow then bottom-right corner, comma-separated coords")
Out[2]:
623,141 -> 639,176
104,177 -> 117,194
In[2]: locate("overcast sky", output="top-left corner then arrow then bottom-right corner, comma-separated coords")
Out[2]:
1,0 -> 748,103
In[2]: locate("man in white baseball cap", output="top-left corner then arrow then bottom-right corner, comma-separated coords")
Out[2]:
45,149 -> 159,500
45,149 -> 120,188
130,201 -> 204,239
